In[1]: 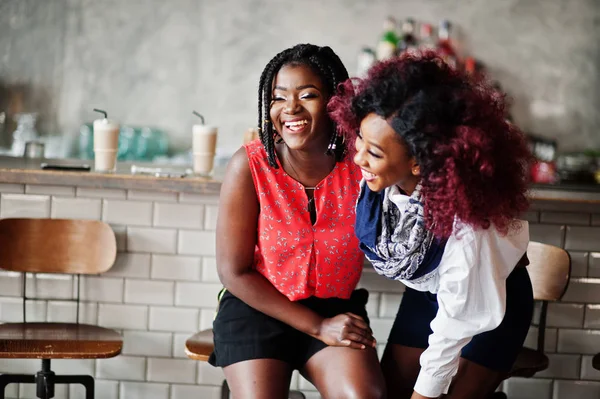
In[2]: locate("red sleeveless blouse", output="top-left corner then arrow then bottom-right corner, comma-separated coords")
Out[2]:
245,140 -> 364,301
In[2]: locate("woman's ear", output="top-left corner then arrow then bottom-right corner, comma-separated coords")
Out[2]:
411,163 -> 420,176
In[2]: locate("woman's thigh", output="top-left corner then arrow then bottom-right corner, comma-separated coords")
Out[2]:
381,344 -> 506,399
443,357 -> 505,399
302,346 -> 386,399
224,358 -> 293,399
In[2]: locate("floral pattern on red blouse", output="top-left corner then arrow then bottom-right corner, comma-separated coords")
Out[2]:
245,140 -> 364,301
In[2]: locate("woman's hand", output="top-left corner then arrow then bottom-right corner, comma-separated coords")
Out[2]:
316,313 -> 376,349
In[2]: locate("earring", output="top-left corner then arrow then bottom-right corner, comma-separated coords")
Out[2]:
273,129 -> 284,144
327,133 -> 346,154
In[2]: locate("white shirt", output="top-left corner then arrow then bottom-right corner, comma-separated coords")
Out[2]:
388,186 -> 529,398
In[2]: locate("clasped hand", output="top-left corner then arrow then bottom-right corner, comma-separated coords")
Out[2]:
317,312 -> 376,349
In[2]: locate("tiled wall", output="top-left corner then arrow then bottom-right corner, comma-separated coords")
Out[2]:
0,183 -> 224,399
0,183 -> 599,398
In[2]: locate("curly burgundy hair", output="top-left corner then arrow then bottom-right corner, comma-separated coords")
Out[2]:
328,52 -> 532,238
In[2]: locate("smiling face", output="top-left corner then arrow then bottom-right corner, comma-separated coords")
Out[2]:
269,64 -> 331,151
354,113 -> 421,194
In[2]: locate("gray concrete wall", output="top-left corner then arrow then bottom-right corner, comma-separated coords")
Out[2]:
0,0 -> 599,154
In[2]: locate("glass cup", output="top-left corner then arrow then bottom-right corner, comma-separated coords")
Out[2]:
193,152 -> 216,176
192,125 -> 217,175
93,118 -> 120,172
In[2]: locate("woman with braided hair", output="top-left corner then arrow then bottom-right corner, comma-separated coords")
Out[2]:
329,52 -> 534,399
210,43 -> 386,399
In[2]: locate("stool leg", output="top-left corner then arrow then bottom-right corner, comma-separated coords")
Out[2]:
80,375 -> 94,399
221,379 -> 230,399
0,374 -> 36,399
53,375 -> 95,399
0,375 -> 8,399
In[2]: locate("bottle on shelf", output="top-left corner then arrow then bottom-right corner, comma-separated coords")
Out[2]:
357,47 -> 377,77
398,18 -> 418,55
419,23 -> 437,51
464,57 -> 477,75
376,16 -> 399,61
11,113 -> 39,157
436,19 -> 458,68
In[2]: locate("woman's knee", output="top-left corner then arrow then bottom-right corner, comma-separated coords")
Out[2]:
328,381 -> 386,399
223,359 -> 293,399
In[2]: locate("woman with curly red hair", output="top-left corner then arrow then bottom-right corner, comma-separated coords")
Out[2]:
329,53 -> 534,399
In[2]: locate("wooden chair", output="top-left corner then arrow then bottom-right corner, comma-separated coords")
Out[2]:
185,323 -> 306,398
494,241 -> 571,398
0,218 -> 123,399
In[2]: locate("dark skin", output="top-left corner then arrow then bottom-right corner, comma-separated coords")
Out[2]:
357,113 -> 507,399
217,65 -> 385,399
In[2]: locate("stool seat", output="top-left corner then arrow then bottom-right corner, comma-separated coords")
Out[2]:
0,322 -> 123,359
185,329 -> 214,361
593,353 -> 600,371
509,347 -> 549,378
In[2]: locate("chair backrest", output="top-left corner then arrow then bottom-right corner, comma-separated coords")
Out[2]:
0,218 -> 117,275
526,241 -> 571,302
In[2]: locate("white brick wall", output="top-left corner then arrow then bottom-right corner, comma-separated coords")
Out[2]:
153,203 -> 204,229
146,358 -> 196,383
1,184 -> 599,399
98,304 -> 148,330
120,382 -> 169,399
0,194 -> 50,218
127,227 -> 177,254
51,197 -> 102,220
106,253 -> 152,278
124,279 -> 174,306
96,356 -> 146,381
151,255 -> 202,281
103,200 -> 153,226
149,306 -> 199,333
122,331 -> 172,357
171,384 -> 220,399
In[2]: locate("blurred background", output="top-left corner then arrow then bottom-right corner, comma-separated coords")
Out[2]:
0,0 -> 598,177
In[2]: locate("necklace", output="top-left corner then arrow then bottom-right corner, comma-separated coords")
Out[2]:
284,151 -> 317,221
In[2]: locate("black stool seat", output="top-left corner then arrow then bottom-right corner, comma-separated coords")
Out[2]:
509,347 -> 549,378
593,353 -> 600,371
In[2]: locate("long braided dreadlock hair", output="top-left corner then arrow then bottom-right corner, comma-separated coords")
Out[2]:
257,44 -> 350,168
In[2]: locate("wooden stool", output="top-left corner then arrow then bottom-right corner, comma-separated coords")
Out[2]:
0,218 -> 123,399
185,329 -> 306,399
496,241 -> 571,398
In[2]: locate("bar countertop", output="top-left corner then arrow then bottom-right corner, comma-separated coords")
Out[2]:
0,156 -> 223,194
0,155 -> 599,202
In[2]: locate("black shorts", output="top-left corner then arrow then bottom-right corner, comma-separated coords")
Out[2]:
387,266 -> 533,372
208,289 -> 370,370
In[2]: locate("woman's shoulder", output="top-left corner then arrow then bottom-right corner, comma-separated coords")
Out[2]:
223,146 -> 252,182
461,220 -> 529,248
243,139 -> 267,160
443,220 -> 529,271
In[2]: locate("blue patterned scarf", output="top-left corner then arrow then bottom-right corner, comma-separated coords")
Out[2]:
355,180 -> 446,283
